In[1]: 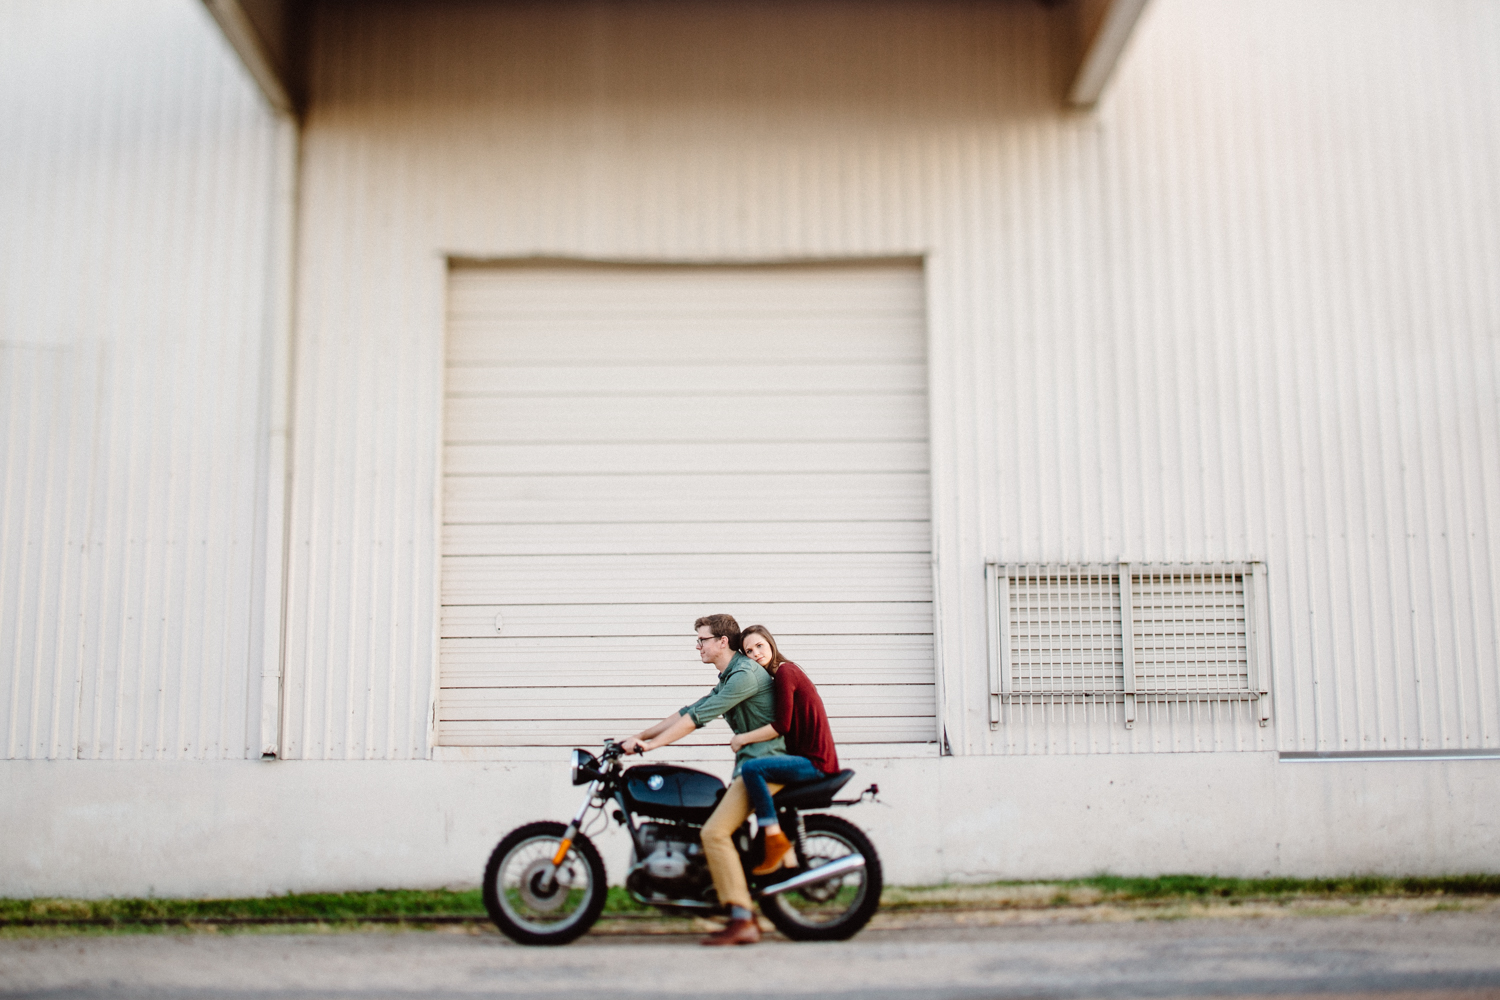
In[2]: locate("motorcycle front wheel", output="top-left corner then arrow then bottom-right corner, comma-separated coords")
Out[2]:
482,821 -> 607,945
759,813 -> 883,941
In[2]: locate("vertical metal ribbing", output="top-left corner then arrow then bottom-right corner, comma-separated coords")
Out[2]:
930,548 -> 949,751
1119,563 -> 1136,729
258,114 -> 300,760
2,2 -> 279,761
985,561 -> 1001,729
997,574 -> 1012,702
1247,563 -> 1273,726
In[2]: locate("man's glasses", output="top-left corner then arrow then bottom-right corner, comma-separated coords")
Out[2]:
695,635 -> 723,647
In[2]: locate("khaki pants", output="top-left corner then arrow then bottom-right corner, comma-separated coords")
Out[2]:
701,776 -> 781,911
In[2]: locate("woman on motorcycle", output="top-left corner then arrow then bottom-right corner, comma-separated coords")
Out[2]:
730,625 -> 840,875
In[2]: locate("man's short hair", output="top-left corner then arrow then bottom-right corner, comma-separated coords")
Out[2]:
694,613 -> 740,641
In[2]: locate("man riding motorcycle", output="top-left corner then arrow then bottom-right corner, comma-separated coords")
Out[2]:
620,613 -> 786,945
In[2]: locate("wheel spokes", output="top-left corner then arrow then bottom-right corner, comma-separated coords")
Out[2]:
774,832 -> 868,926
496,837 -> 595,932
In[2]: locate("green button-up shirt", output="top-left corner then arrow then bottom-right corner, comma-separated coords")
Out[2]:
680,652 -> 786,776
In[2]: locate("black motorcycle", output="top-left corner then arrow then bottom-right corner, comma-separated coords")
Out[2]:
482,740 -> 883,945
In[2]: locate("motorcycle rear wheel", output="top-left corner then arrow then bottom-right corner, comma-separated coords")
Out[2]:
759,813 -> 882,941
483,821 -> 607,945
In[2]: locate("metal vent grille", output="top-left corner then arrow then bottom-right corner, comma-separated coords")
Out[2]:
1130,571 -> 1250,696
986,563 -> 1270,730
1006,569 -> 1123,697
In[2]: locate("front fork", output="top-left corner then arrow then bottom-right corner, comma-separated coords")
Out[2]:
540,781 -> 599,891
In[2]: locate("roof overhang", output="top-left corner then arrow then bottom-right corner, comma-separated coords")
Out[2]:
202,0 -> 1150,120
202,0 -> 302,117
1067,0 -> 1151,106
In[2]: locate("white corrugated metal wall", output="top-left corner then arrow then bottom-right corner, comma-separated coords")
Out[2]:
984,0 -> 1500,755
279,0 -> 1498,760
0,0 -> 286,759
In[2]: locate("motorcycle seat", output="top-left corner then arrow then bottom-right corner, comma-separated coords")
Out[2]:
772,768 -> 856,810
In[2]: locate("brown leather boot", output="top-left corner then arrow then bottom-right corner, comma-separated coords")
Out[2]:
752,830 -> 793,875
700,917 -> 761,946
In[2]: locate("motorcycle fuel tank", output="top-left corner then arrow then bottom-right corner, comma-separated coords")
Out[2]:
623,764 -> 725,822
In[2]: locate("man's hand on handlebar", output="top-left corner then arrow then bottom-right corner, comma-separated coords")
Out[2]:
622,712 -> 695,756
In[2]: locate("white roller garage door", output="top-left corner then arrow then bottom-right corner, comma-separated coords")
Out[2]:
438,263 -> 935,749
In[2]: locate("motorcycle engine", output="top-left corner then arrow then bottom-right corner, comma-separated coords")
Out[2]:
626,823 -> 710,899
644,841 -> 690,880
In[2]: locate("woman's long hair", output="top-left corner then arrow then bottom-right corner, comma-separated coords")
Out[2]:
738,624 -> 786,672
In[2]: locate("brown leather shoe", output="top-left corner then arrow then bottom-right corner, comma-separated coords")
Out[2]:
700,917 -> 761,946
752,831 -> 794,875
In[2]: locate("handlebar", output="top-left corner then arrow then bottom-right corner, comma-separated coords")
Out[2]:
600,739 -> 636,762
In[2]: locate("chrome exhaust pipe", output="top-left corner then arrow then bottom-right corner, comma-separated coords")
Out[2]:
758,854 -> 866,897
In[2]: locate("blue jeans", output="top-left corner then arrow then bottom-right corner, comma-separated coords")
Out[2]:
739,755 -> 827,826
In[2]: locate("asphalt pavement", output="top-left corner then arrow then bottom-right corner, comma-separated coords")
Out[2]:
3,911 -> 1498,1000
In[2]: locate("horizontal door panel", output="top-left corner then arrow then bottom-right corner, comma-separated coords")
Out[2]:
439,661 -> 933,688
444,473 -> 930,524
439,685 -> 935,720
443,441 -> 929,476
442,521 -> 931,557
446,363 -> 926,396
450,261 -> 921,289
448,268 -> 924,316
444,470 -> 924,515
440,553 -> 934,604
444,395 -> 925,444
446,472 -> 928,506
438,636 -> 935,687
447,318 -> 924,365
444,497 -> 926,525
435,721 -> 732,747
441,602 -> 935,638
436,716 -> 938,746
439,633 -> 934,657
449,287 -> 924,321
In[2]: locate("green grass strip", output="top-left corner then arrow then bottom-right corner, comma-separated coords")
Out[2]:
1062,873 -> 1500,899
4,874 -> 1496,927
1,889 -> 486,925
1,886 -> 653,926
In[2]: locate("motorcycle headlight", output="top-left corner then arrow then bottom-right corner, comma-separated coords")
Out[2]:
570,748 -> 601,786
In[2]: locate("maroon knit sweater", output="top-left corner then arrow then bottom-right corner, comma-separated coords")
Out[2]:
771,661 -> 839,775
